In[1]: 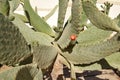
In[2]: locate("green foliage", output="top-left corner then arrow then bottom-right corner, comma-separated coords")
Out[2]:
22,0 -> 55,37
57,0 -> 68,28
105,52 -> 120,70
43,5 -> 58,21
114,14 -> 120,27
0,64 -> 43,80
12,14 -> 58,69
77,25 -> 112,45
101,2 -> 113,15
0,0 -> 120,80
63,32 -> 120,64
57,0 -> 87,49
55,0 -> 68,40
13,13 -> 28,22
33,44 -> 58,69
57,23 -> 77,49
82,0 -> 120,32
0,13 -> 31,66
9,0 -> 20,14
0,0 -> 9,16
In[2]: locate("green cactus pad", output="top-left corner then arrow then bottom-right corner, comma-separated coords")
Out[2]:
82,0 -> 120,32
77,24 -> 112,45
0,0 -> 9,16
9,0 -> 20,13
57,0 -> 88,49
0,13 -> 31,65
33,44 -> 58,69
22,0 -> 55,37
62,32 -> 120,64
0,64 -> 43,80
57,0 -> 68,28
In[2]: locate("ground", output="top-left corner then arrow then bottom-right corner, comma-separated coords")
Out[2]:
0,59 -> 120,80
50,56 -> 120,80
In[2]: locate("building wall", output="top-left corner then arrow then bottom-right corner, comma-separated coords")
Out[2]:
15,0 -> 120,27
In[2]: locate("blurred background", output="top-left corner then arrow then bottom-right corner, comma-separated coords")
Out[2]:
15,0 -> 120,27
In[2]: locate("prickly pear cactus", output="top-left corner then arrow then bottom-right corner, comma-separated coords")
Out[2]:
0,0 -> 120,80
0,0 -> 9,16
0,64 -> 43,80
0,13 -> 31,66
82,0 -> 120,32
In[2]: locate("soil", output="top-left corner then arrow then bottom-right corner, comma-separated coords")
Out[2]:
50,56 -> 120,80
0,59 -> 120,80
0,65 -> 12,73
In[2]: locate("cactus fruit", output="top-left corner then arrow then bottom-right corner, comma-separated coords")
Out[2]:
70,34 -> 77,41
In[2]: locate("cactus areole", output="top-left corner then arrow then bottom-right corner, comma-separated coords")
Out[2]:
70,34 -> 76,41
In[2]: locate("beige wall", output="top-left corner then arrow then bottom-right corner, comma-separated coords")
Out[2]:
98,0 -> 120,5
15,0 -> 120,26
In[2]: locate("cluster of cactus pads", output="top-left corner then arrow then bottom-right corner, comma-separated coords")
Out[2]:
0,0 -> 120,79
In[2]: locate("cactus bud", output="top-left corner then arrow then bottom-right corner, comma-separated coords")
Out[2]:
70,34 -> 76,41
